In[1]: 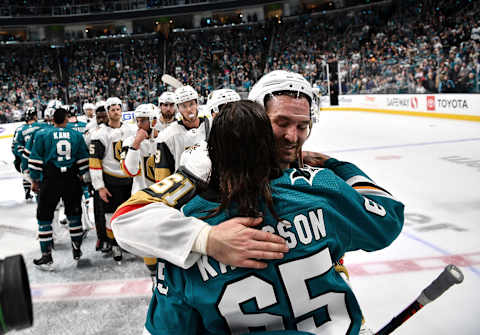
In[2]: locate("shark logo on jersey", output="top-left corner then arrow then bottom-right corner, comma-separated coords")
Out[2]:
290,166 -> 322,186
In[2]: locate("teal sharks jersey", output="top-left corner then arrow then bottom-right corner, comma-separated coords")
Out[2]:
28,126 -> 89,181
67,120 -> 87,134
14,121 -> 49,158
145,166 -> 404,335
20,122 -> 52,172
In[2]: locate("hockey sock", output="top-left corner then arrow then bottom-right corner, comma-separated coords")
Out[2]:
67,215 -> 83,244
38,221 -> 53,253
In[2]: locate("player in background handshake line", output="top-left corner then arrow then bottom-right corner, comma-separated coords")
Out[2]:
119,103 -> 167,281
83,103 -> 109,252
11,106 -> 48,201
89,97 -> 135,261
66,106 -> 88,134
142,100 -> 405,335
154,85 -> 211,175
82,102 -> 96,124
120,104 -> 164,194
156,91 -> 177,134
28,106 -> 89,270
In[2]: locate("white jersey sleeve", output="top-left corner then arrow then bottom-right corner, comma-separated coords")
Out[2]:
121,136 -> 141,177
111,201 -> 207,269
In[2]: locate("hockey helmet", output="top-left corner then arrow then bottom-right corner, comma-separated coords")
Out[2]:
206,89 -> 241,116
158,91 -> 177,105
83,102 -> 96,111
248,70 -> 313,108
24,106 -> 37,121
174,85 -> 198,105
105,97 -> 123,111
135,104 -> 157,120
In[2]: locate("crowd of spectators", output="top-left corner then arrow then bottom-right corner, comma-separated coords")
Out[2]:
0,44 -> 65,123
166,23 -> 269,97
0,0 -> 478,123
64,37 -> 166,111
266,0 -> 479,95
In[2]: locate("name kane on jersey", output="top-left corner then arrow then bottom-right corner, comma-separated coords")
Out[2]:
53,131 -> 71,139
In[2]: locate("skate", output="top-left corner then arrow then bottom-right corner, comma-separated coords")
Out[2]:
112,245 -> 122,262
25,190 -> 34,202
101,240 -> 112,254
72,239 -> 83,261
95,239 -> 103,251
33,253 -> 54,271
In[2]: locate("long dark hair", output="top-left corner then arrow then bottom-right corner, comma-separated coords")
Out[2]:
205,100 -> 282,220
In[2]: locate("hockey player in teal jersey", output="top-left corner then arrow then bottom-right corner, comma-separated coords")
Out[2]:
66,106 -> 88,134
143,101 -> 404,335
13,107 -> 51,200
28,106 -> 89,269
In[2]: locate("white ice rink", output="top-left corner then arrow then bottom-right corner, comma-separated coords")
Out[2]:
1,110 -> 479,334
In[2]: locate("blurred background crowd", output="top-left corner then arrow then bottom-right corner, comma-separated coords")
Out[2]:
0,0 -> 478,123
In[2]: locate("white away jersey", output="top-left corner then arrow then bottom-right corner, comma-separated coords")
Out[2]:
121,135 -> 158,194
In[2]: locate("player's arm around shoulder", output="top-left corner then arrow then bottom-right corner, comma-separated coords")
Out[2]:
110,168 -> 207,267
329,171 -> 405,252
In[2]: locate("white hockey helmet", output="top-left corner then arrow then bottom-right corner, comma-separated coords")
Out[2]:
83,103 -> 96,111
95,100 -> 106,112
248,70 -> 313,108
158,91 -> 177,105
206,89 -> 241,116
134,103 -> 157,120
105,97 -> 123,111
43,107 -> 55,120
174,85 -> 198,105
47,99 -> 63,110
25,106 -> 37,121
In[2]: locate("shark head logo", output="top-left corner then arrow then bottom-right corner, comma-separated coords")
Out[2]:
289,166 -> 322,186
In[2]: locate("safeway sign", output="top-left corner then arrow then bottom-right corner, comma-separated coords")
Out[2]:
334,94 -> 480,118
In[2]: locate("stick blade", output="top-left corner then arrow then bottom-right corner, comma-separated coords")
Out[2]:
161,74 -> 183,89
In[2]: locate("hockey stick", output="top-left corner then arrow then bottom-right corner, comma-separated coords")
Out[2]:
161,74 -> 183,89
375,264 -> 464,335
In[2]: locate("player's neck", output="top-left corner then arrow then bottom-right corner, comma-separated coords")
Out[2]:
279,162 -> 290,171
183,117 -> 199,129
108,120 -> 122,128
54,121 -> 68,128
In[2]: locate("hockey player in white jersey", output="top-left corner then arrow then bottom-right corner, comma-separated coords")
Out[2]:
120,104 -> 161,194
84,101 -> 105,135
83,102 -> 95,121
156,91 -> 177,133
154,85 -> 211,172
89,97 -> 135,261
